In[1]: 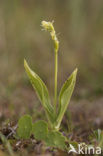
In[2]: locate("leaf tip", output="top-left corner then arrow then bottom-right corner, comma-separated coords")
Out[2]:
24,59 -> 30,72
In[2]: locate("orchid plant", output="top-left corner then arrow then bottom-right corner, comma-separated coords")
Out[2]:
17,21 -> 77,149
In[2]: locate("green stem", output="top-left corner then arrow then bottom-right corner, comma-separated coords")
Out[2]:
54,51 -> 58,114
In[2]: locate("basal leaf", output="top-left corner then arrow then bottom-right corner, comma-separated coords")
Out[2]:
55,69 -> 77,129
45,131 -> 66,149
32,120 -> 48,140
17,115 -> 32,139
24,59 -> 54,124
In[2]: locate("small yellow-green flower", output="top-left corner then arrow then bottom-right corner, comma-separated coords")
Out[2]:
41,20 -> 59,53
41,21 -> 54,32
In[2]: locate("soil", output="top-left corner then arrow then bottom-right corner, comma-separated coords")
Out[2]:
0,97 -> 103,156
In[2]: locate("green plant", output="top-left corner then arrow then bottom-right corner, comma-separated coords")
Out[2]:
17,21 -> 77,149
0,132 -> 14,156
90,129 -> 103,149
17,115 -> 32,139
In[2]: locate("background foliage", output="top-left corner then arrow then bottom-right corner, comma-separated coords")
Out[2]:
0,0 -> 103,121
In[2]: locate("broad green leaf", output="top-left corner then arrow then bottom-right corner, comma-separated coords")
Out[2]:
32,120 -> 48,140
55,69 -> 77,129
17,115 -> 32,139
45,131 -> 66,149
24,60 -> 54,124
